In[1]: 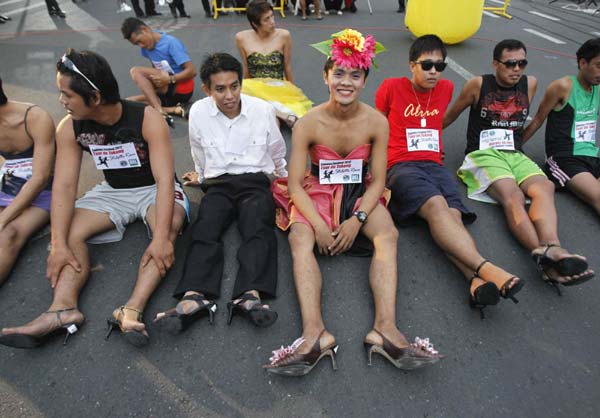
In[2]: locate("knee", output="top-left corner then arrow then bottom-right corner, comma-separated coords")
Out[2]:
499,189 -> 527,209
288,227 -> 314,255
373,226 -> 399,249
0,225 -> 20,250
420,195 -> 450,219
529,179 -> 555,199
129,67 -> 143,82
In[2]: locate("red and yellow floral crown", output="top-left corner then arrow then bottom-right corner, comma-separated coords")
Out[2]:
310,29 -> 386,70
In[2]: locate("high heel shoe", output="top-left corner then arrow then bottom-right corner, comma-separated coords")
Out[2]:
153,294 -> 217,334
475,260 -> 523,304
264,330 -> 338,376
227,293 -> 277,328
468,276 -> 500,320
364,329 -> 443,370
532,244 -> 589,277
541,268 -> 595,296
0,308 -> 83,349
105,306 -> 149,347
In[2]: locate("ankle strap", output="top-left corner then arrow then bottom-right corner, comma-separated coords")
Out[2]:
475,259 -> 489,276
45,307 -> 77,326
120,305 -> 143,320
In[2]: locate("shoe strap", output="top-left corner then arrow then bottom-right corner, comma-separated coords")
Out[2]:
542,243 -> 559,258
45,307 -> 77,327
474,259 -> 489,276
119,305 -> 143,321
181,293 -> 213,308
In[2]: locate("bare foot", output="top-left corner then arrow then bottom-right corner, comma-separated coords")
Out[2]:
112,306 -> 147,337
364,324 -> 409,349
476,261 -> 521,296
543,267 -> 595,285
1,309 -> 84,337
296,329 -> 336,355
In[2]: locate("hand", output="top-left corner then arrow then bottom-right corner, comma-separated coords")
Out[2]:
46,245 -> 82,288
182,171 -> 201,187
149,71 -> 170,88
314,223 -> 334,256
329,217 -> 362,256
141,237 -> 175,277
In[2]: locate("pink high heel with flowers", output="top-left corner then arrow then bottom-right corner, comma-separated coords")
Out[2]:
364,329 -> 444,370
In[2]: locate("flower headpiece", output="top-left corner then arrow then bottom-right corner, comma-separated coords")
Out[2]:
310,29 -> 386,70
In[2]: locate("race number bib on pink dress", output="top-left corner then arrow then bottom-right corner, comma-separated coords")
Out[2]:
574,121 -> 596,143
0,158 -> 33,180
406,129 -> 440,152
319,159 -> 363,184
479,129 -> 515,151
89,143 -> 141,170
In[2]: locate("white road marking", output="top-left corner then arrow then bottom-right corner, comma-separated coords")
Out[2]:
483,11 -> 500,18
523,28 -> 566,44
488,0 -> 506,5
592,32 -> 600,36
528,10 -> 560,21
446,57 -> 475,81
4,2 -> 45,16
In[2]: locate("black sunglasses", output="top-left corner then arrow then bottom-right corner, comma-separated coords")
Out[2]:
497,59 -> 528,69
414,60 -> 447,72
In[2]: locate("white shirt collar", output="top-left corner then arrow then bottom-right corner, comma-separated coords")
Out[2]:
208,94 -> 249,119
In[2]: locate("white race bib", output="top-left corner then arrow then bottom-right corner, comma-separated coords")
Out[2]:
574,120 -> 596,143
88,143 -> 141,170
406,129 -> 440,152
152,60 -> 174,74
319,159 -> 363,184
0,158 -> 33,181
479,128 -> 515,151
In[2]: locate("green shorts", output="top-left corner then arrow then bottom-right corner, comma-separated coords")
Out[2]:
457,149 -> 545,204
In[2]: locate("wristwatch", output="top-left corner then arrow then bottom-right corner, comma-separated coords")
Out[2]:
169,74 -> 176,85
353,210 -> 368,224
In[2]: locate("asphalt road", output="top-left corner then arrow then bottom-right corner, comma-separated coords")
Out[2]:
1,1 -> 599,417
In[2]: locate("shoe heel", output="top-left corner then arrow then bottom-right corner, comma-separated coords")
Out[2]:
62,323 -> 80,346
226,303 -> 234,325
468,298 -> 486,320
208,309 -> 215,325
364,343 -> 374,366
105,319 -> 116,340
330,346 -> 339,370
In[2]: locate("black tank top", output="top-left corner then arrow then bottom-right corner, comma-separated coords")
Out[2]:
466,74 -> 529,154
73,100 -> 155,189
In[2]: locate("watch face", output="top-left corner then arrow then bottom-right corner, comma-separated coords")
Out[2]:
355,211 -> 367,223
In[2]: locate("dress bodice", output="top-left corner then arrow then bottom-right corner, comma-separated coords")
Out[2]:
247,51 -> 285,79
309,143 -> 372,165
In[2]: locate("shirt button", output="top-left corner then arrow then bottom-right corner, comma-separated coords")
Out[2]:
233,157 -> 237,161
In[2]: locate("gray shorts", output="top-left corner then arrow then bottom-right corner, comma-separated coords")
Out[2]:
75,181 -> 189,244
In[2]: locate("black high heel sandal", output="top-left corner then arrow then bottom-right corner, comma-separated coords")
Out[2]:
475,260 -> 523,304
153,294 -> 217,334
468,276 -> 500,320
532,244 -> 589,277
105,306 -> 149,347
0,308 -> 83,349
227,293 -> 278,328
541,268 -> 595,297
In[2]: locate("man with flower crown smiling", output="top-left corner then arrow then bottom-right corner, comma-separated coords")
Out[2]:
376,35 -> 523,319
264,29 -> 443,376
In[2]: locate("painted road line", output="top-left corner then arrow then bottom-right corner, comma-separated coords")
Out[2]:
5,2 -> 46,16
523,28 -> 566,44
592,32 -> 600,36
483,10 -> 500,18
0,0 -> 28,7
528,11 -> 560,21
446,57 -> 475,81
488,0 -> 506,5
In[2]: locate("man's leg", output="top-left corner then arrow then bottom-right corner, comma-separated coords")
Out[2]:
565,172 -> 600,215
130,0 -> 145,16
117,203 -> 187,335
128,67 -> 169,113
287,223 -> 336,353
1,209 -> 115,338
0,207 -> 49,285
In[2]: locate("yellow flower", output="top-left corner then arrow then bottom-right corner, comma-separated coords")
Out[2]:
336,29 -> 365,52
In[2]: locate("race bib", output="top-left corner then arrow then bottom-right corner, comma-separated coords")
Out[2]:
319,159 -> 363,184
152,60 -> 174,74
0,158 -> 33,181
406,129 -> 440,152
574,120 -> 596,143
479,128 -> 515,151
88,143 -> 141,170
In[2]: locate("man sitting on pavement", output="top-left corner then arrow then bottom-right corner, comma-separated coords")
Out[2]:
265,29 -> 443,376
522,39 -> 600,217
121,17 -> 197,126
376,34 -> 522,318
0,49 -> 188,349
444,38 -> 594,293
154,53 -> 286,333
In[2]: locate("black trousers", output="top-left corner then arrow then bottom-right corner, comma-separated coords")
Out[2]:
44,0 -> 61,12
169,0 -> 188,16
130,0 -> 156,16
174,173 -> 278,300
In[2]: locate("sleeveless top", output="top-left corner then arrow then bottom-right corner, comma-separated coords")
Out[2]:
247,51 -> 285,79
73,100 -> 155,189
545,76 -> 599,158
466,74 -> 529,154
0,105 -> 52,195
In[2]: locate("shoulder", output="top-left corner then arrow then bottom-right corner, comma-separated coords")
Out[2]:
243,94 -> 272,112
189,97 -> 210,117
24,104 -> 53,125
439,78 -> 454,90
278,28 -> 291,40
235,30 -> 250,42
361,103 -> 388,126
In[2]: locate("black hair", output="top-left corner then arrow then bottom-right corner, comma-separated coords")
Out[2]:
493,39 -> 527,61
200,52 -> 243,88
0,77 -> 7,106
246,0 -> 273,31
409,34 -> 447,62
323,57 -> 370,79
56,49 -> 121,106
576,38 -> 600,68
121,17 -> 148,39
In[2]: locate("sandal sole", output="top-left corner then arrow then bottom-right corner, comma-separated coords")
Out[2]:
249,310 -> 278,328
0,333 -> 41,349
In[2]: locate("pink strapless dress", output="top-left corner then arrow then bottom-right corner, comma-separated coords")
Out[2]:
271,143 -> 390,231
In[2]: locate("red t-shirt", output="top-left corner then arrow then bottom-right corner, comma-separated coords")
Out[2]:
375,77 -> 453,168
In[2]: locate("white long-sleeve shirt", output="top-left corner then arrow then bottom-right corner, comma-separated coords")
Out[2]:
188,94 -> 288,182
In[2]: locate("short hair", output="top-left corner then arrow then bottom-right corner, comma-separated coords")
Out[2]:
323,57 -> 370,79
56,49 -> 121,106
409,34 -> 447,62
121,17 -> 148,39
576,38 -> 600,67
0,77 -> 7,106
200,53 -> 243,88
493,39 -> 527,61
246,1 -> 273,31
